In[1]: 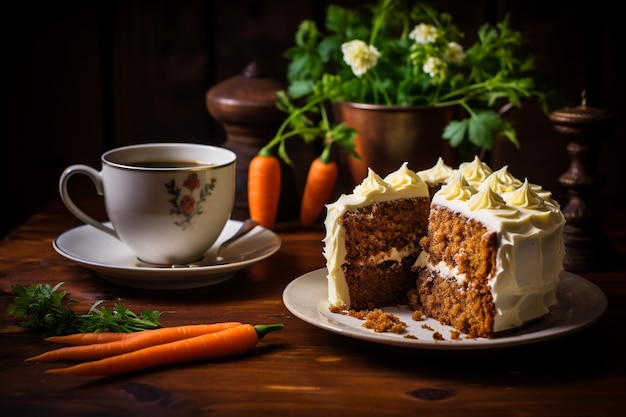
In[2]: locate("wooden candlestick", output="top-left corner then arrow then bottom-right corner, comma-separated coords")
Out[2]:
206,62 -> 299,222
549,93 -> 618,272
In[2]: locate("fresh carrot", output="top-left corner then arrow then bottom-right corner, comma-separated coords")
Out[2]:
45,331 -> 145,345
300,157 -> 338,226
248,154 -> 281,230
44,322 -> 242,345
27,322 -> 243,362
45,323 -> 283,377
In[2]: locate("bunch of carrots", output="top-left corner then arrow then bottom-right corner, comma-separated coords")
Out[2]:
248,83 -> 359,230
27,322 -> 283,377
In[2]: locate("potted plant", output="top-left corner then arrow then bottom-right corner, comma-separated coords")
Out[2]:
249,0 -> 553,228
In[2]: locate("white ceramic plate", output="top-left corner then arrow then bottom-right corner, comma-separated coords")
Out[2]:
282,268 -> 607,350
54,220 -> 281,290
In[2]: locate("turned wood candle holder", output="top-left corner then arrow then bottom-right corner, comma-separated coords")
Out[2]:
549,93 -> 618,272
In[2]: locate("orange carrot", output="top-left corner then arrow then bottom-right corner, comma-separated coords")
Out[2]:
300,157 -> 338,226
28,322 -> 242,362
45,331 -> 145,345
248,154 -> 281,229
45,324 -> 283,377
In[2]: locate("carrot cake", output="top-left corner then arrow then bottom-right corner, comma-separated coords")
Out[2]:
323,157 -> 565,339
410,157 -> 565,338
323,163 -> 430,310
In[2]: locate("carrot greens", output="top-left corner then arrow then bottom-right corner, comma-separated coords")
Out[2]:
7,282 -> 161,337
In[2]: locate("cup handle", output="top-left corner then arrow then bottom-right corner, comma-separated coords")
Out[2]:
59,164 -> 119,239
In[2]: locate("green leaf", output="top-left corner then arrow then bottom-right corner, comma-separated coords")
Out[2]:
442,119 -> 469,148
499,119 -> 520,148
278,140 -> 293,165
325,4 -> 360,35
294,20 -> 320,49
288,80 -> 315,100
467,110 -> 505,149
314,74 -> 345,100
318,35 -> 342,63
287,54 -> 324,85
468,116 -> 494,149
7,283 -> 162,337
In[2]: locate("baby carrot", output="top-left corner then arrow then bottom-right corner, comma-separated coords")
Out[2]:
300,157 -> 338,226
248,154 -> 281,230
28,322 -> 243,362
45,324 -> 283,377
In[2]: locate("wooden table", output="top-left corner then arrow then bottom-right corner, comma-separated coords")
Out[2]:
1,189 -> 625,417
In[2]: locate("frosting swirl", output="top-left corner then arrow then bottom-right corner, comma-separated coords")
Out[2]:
417,157 -> 455,186
384,162 -> 429,197
354,168 -> 390,197
504,178 -> 545,209
438,172 -> 475,201
467,184 -> 507,210
492,166 -> 523,192
457,156 -> 493,185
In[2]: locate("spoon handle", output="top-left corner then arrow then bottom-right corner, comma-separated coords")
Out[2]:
216,219 -> 259,262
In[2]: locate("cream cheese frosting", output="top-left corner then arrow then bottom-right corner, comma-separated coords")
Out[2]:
323,163 -> 429,308
416,157 -> 455,185
418,157 -> 552,199
415,160 -> 565,333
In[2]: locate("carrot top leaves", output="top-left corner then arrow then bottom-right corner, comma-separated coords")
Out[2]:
80,302 -> 161,334
7,283 -> 161,337
262,74 -> 359,165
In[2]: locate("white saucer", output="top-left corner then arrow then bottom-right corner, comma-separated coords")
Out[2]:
283,268 -> 607,350
54,220 -> 281,290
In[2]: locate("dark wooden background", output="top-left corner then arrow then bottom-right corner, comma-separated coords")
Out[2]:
5,0 -> 624,237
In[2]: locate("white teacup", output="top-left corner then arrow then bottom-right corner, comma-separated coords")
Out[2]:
59,143 -> 236,265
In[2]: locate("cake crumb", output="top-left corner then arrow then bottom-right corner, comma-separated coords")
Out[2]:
329,306 -> 407,334
411,310 -> 426,321
450,330 -> 461,340
432,331 -> 444,341
362,309 -> 407,334
404,334 -> 418,340
347,309 -> 370,320
421,324 -> 434,331
328,304 -> 347,314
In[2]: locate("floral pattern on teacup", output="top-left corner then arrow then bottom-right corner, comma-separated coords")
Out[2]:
166,173 -> 217,229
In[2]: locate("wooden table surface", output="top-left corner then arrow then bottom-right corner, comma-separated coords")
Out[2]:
1,189 -> 625,417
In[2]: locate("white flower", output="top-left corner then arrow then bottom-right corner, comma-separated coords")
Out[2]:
443,42 -> 466,64
423,57 -> 447,80
341,40 -> 381,77
409,24 -> 439,44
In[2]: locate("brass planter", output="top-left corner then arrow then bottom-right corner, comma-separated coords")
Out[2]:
337,101 -> 461,187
